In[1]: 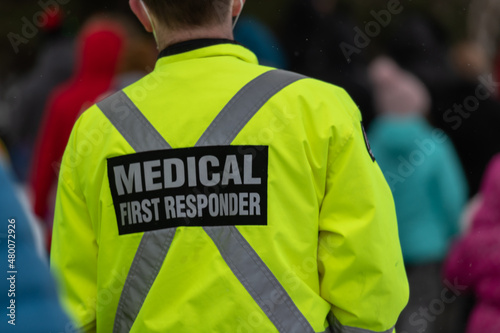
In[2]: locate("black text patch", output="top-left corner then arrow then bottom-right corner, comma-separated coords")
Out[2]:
107,146 -> 268,235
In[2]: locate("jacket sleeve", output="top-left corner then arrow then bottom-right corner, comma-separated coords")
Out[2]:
50,114 -> 98,333
318,91 -> 409,332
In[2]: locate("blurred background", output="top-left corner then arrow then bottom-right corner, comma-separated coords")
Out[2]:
2,0 -> 500,332
0,0 -> 475,86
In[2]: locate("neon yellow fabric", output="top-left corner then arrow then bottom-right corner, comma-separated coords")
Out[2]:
51,43 -> 409,332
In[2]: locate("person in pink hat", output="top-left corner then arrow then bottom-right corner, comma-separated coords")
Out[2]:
445,154 -> 500,333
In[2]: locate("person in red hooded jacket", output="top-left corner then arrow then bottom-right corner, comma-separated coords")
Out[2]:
29,16 -> 126,245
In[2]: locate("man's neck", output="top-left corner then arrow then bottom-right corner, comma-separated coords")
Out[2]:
157,25 -> 234,51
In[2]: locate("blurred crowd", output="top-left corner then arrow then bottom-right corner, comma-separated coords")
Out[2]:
2,0 -> 500,332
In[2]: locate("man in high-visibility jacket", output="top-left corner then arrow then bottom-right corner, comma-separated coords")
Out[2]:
50,1 -> 409,332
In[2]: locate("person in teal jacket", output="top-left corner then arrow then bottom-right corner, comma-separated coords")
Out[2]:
368,57 -> 467,333
0,149 -> 70,332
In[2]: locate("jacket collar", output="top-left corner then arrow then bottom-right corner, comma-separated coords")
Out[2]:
158,38 -> 239,58
154,38 -> 258,68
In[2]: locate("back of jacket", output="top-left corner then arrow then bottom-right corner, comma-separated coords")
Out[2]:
51,41 -> 408,333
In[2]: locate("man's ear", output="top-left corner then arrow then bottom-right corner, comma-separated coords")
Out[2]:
130,0 -> 154,33
231,0 -> 246,18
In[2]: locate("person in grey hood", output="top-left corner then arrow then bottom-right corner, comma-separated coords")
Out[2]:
6,15 -> 74,182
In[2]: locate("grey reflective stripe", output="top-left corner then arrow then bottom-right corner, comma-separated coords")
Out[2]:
101,69 -> 309,332
330,314 -> 395,333
113,229 -> 176,333
98,92 -> 175,333
97,90 -> 172,152
197,69 -> 306,146
319,326 -> 334,333
335,326 -> 395,333
197,69 -> 312,332
204,226 -> 314,333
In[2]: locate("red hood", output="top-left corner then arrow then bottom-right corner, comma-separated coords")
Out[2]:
29,19 -> 127,221
73,19 -> 126,81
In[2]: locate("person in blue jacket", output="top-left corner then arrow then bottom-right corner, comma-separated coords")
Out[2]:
0,150 -> 71,332
368,57 -> 468,333
233,15 -> 288,69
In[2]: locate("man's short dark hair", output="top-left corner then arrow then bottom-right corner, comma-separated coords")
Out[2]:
143,0 -> 233,29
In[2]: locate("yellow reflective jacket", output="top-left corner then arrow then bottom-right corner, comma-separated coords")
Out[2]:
51,40 -> 408,333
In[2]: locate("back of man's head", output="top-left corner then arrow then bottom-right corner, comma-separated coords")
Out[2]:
142,0 -> 233,30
